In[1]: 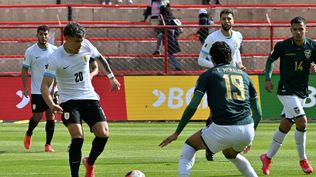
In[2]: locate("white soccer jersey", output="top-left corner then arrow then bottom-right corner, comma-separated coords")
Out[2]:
44,39 -> 101,103
22,43 -> 57,94
198,29 -> 243,68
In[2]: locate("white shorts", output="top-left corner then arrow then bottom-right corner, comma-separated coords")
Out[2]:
277,95 -> 305,119
201,123 -> 254,153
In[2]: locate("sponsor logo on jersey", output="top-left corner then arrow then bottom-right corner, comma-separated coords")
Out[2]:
304,49 -> 311,59
82,55 -> 90,63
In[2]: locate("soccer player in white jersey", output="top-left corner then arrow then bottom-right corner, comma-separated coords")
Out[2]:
198,9 -> 245,70
197,9 -> 247,161
22,25 -> 58,152
41,22 -> 120,177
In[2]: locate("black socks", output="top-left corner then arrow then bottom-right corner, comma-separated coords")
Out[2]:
45,120 -> 55,145
26,117 -> 38,136
69,138 -> 84,177
88,137 -> 108,166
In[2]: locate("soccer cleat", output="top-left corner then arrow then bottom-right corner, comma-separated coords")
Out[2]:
205,149 -> 214,161
24,134 -> 32,150
44,144 -> 55,152
300,159 -> 313,174
83,157 -> 95,177
260,154 -> 272,175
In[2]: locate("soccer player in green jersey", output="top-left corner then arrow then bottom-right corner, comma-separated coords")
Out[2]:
260,16 -> 315,175
160,41 -> 262,177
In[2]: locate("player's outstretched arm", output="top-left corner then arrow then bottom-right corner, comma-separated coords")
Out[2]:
98,56 -> 120,91
159,91 -> 203,147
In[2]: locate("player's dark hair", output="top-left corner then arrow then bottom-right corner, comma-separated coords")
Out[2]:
290,16 -> 306,26
220,9 -> 234,18
64,22 -> 86,38
37,25 -> 49,33
209,41 -> 232,64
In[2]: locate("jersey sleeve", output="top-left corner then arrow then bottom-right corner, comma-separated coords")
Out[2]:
198,35 -> 215,68
85,39 -> 101,59
235,32 -> 243,64
22,48 -> 32,68
44,54 -> 57,78
268,41 -> 282,62
194,72 -> 209,95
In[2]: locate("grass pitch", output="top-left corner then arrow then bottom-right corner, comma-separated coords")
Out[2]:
0,122 -> 315,177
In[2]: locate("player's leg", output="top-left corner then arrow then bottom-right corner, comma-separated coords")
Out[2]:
224,149 -> 257,177
87,121 -> 109,164
24,112 -> 42,149
224,123 -> 257,177
82,101 -> 109,177
24,94 -> 44,150
178,130 -> 205,177
293,97 -> 313,174
44,93 -> 56,152
267,117 -> 293,158
295,115 -> 313,174
261,95 -> 296,175
44,109 -> 55,152
67,123 -> 84,177
61,100 -> 84,177
205,115 -> 214,161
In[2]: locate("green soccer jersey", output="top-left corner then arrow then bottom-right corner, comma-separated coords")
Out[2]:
195,64 -> 257,125
269,38 -> 316,98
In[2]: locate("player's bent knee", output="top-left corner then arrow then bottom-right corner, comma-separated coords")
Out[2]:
222,148 -> 238,159
92,121 -> 109,137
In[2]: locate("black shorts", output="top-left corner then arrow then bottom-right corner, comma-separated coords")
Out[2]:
31,94 -> 49,113
60,100 -> 106,128
31,94 -> 58,113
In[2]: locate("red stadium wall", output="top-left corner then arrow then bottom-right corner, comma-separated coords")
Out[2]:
0,75 -> 260,121
0,76 -> 127,121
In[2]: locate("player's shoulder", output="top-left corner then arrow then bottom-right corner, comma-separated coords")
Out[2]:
204,30 -> 220,44
232,30 -> 242,39
49,45 -> 63,58
25,43 -> 38,53
81,39 -> 97,51
47,43 -> 58,50
305,37 -> 316,47
274,38 -> 291,49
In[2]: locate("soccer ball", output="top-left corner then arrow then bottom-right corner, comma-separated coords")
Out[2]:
125,170 -> 145,177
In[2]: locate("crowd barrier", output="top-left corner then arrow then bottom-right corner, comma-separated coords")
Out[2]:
2,23 -> 316,75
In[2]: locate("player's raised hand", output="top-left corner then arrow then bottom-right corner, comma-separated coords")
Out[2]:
265,80 -> 273,92
159,132 -> 179,148
109,77 -> 121,91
